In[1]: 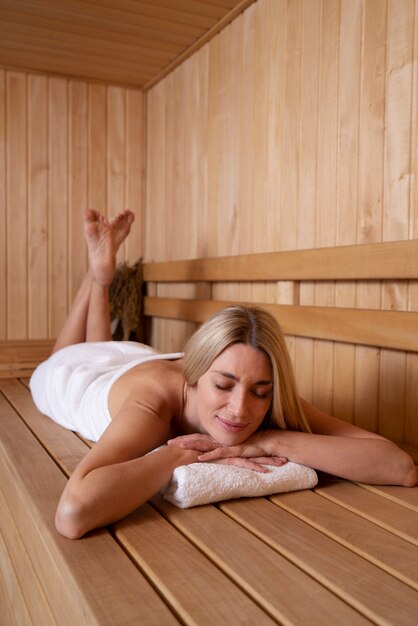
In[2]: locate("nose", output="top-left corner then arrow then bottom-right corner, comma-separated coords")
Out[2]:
228,389 -> 248,418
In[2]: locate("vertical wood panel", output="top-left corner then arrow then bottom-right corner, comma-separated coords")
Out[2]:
28,74 -> 48,338
69,80 -> 88,303
1,70 -> 144,342
48,77 -> 68,338
6,72 -> 28,339
107,86 -> 126,264
125,89 -> 144,264
88,83 -> 107,212
294,0 -> 321,403
406,0 -> 418,448
0,70 -> 6,339
380,0 -> 414,442
333,0 -> 362,423
354,0 -> 386,434
312,0 -> 340,415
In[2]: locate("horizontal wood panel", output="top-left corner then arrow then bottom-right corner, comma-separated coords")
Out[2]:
144,239 -> 418,282
143,296 -> 418,352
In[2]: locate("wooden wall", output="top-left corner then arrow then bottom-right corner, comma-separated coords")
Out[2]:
0,70 -> 144,341
1,0 -> 417,445
145,0 -> 418,446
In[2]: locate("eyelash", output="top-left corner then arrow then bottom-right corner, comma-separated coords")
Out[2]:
214,384 -> 270,399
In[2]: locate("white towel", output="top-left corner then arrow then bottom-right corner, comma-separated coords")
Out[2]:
161,461 -> 318,508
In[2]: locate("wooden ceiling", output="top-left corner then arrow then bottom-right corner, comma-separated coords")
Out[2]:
0,0 -> 256,90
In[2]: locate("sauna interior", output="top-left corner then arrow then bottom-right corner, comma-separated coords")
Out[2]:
1,0 -> 418,453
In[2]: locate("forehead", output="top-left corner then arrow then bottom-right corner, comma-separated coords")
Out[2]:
208,343 -> 272,378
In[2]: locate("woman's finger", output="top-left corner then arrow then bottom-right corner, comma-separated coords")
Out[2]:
214,458 -> 269,473
167,433 -> 220,451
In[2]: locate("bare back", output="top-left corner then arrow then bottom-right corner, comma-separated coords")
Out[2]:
108,358 -> 186,438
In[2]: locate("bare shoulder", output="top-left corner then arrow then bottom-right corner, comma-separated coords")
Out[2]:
108,357 -> 184,422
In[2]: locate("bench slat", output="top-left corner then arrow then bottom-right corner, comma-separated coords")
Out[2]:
144,239 -> 418,282
0,488 -> 57,625
315,482 -> 418,544
115,504 -> 277,626
151,495 -> 371,625
0,391 -> 179,626
144,296 -> 418,352
271,489 -> 418,590
220,498 -> 418,626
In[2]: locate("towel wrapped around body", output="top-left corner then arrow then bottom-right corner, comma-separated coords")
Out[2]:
29,341 -> 183,441
161,460 -> 318,508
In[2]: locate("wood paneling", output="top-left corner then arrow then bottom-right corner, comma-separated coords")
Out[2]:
145,0 -> 418,446
0,0 -> 257,88
0,69 -> 144,340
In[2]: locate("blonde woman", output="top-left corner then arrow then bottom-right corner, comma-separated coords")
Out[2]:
30,210 -> 415,539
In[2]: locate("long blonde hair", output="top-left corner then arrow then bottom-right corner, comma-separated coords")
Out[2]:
182,305 -> 310,432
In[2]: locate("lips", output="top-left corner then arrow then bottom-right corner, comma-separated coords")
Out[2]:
216,416 -> 248,432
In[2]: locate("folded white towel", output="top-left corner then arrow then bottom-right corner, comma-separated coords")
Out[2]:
161,461 -> 318,508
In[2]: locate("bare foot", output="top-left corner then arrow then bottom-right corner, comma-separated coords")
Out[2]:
84,210 -> 116,286
84,209 -> 135,286
110,209 -> 135,251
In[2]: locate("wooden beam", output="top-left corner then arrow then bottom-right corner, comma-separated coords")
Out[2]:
143,239 -> 418,282
143,297 -> 418,352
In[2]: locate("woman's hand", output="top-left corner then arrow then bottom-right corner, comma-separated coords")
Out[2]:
168,432 -> 288,472
167,433 -> 220,453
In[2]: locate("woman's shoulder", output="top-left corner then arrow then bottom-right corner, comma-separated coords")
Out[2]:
109,357 -> 185,419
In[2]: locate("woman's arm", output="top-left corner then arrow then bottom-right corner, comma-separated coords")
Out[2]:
197,400 -> 416,487
55,407 -> 199,539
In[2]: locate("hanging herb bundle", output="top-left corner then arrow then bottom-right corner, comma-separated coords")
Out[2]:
109,259 -> 143,340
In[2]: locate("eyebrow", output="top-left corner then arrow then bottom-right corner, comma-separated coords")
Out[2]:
213,370 -> 273,385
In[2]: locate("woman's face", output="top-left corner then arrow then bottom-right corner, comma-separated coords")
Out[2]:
193,343 -> 273,445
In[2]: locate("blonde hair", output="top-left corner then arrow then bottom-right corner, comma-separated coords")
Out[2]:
183,305 -> 310,432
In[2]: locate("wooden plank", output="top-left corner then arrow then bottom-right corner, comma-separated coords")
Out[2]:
143,239 -> 418,282
0,392 -> 179,625
144,0 -> 257,89
48,77 -> 68,337
143,296 -> 418,352
150,495 -> 371,625
0,554 -> 20,626
357,481 -> 418,512
0,339 -> 54,370
271,489 -> 418,590
0,524 -> 33,626
315,482 -> 418,545
0,487 -> 56,625
68,79 -> 88,304
0,70 -> 5,340
28,74 -> 49,339
107,86 -> 126,264
114,503 -> 277,626
0,378 -> 87,477
6,71 -> 28,339
220,497 -> 418,625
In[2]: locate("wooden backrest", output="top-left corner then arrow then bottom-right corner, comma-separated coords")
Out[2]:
142,239 -> 418,353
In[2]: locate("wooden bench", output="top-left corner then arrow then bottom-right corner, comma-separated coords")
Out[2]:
1,239 -> 418,624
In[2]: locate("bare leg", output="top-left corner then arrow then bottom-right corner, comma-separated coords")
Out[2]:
52,209 -> 135,353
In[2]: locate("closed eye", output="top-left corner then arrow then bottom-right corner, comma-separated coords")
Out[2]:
252,390 -> 272,399
215,384 -> 233,391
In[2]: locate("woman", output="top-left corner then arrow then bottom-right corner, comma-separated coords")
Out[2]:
30,210 -> 416,539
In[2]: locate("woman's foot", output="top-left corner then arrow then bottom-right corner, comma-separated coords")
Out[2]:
84,209 -> 135,286
110,210 -> 135,250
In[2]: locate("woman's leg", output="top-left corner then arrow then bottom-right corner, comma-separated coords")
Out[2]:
52,209 -> 135,353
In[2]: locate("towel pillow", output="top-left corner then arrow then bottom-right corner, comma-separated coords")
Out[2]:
161,461 -> 318,508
